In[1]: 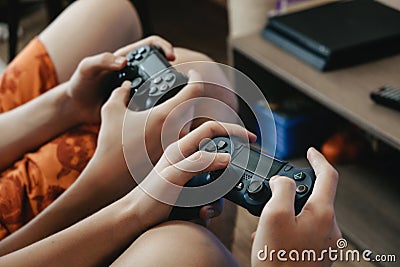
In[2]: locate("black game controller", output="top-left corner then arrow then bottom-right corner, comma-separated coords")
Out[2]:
114,45 -> 188,111
169,136 -> 316,220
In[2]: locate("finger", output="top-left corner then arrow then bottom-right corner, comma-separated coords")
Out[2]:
198,199 -> 224,221
79,52 -> 127,78
250,231 -> 256,243
260,176 -> 296,223
157,120 -> 255,170
160,151 -> 231,186
105,81 -> 131,107
172,121 -> 257,160
158,121 -> 255,168
114,35 -> 175,61
306,147 -> 339,206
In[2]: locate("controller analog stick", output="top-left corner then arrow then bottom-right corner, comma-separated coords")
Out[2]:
247,180 -> 267,200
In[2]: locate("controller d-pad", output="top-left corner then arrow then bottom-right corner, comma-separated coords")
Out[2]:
134,53 -> 143,61
217,140 -> 227,150
126,53 -> 135,62
204,142 -> 217,152
138,46 -> 147,54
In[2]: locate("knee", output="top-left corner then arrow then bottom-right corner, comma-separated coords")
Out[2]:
112,221 -> 239,267
69,0 -> 143,40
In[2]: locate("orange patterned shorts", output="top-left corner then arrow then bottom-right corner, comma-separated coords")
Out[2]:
0,38 -> 98,239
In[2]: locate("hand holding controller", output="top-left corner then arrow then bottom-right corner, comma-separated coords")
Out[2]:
169,137 -> 316,220
114,45 -> 188,111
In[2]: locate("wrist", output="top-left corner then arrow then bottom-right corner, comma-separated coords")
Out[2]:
118,194 -> 147,235
90,154 -> 124,179
58,82 -> 84,126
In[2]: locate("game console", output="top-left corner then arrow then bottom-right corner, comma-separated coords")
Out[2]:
169,136 -> 316,220
114,45 -> 188,110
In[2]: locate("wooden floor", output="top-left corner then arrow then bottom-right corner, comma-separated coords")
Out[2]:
0,2 -> 384,267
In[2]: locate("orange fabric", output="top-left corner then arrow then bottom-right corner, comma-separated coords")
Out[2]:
0,38 -> 98,239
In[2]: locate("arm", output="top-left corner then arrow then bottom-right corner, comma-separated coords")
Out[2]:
0,36 -> 238,255
0,191 -> 143,266
0,35 -> 174,171
0,83 -> 79,170
251,148 -> 341,267
0,71 -> 215,256
0,84 -> 255,266
0,55 -> 128,171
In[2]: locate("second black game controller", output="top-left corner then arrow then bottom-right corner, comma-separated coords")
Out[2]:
169,136 -> 316,220
114,45 -> 188,111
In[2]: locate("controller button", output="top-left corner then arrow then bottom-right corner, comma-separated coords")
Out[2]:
160,84 -> 169,92
284,165 -> 293,172
134,54 -> 143,61
211,169 -> 224,179
293,172 -> 306,181
217,140 -> 227,150
164,73 -> 175,82
296,184 -> 308,194
138,46 -> 147,54
247,180 -> 267,200
119,72 -> 127,79
205,173 -> 213,182
204,142 -> 217,152
153,76 -> 163,84
131,77 -> 143,88
127,53 -> 136,61
236,182 -> 244,191
149,86 -> 158,95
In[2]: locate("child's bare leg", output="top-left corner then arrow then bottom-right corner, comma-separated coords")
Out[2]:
173,47 -> 239,125
39,0 -> 142,83
112,221 -> 239,267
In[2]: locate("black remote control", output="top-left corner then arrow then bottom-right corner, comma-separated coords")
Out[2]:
113,45 -> 188,111
370,86 -> 400,112
169,137 -> 316,220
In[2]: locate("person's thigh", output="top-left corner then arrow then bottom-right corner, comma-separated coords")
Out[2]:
111,221 -> 239,267
173,47 -> 213,64
39,0 -> 143,83
172,47 -> 239,124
